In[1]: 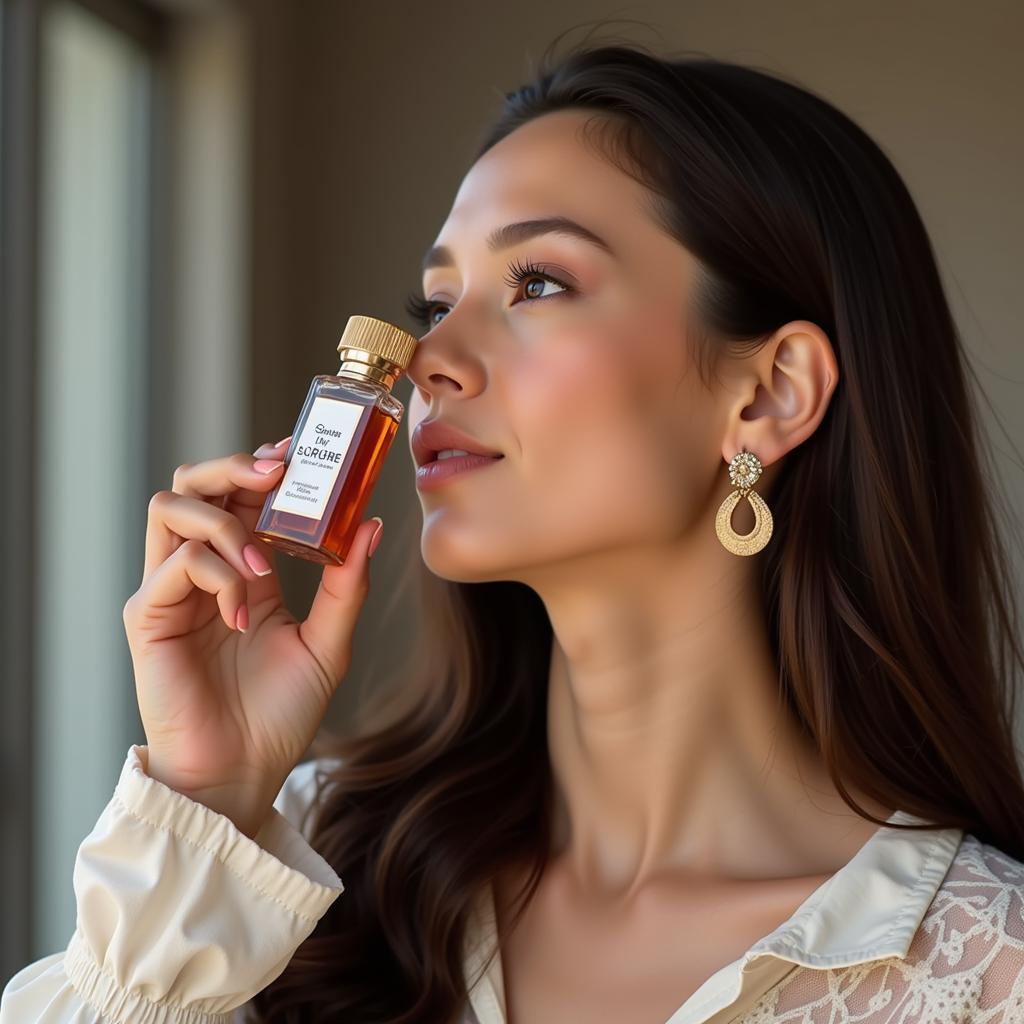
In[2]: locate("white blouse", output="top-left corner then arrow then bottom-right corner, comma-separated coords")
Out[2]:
2,743 -> 1024,1024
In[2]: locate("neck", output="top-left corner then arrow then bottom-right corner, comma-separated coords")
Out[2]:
536,559 -> 892,902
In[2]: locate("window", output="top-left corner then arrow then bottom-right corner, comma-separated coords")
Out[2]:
1,0 -> 249,972
32,0 -> 155,957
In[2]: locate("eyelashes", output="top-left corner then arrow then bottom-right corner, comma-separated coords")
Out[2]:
404,258 -> 576,330
404,291 -> 443,329
501,256 -> 565,292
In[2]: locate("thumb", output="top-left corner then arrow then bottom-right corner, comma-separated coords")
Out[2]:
298,517 -> 383,686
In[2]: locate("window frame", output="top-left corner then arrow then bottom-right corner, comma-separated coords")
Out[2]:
0,0 -> 168,978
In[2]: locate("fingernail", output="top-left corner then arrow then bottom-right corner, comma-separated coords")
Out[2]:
243,543 -> 273,576
236,603 -> 249,632
368,517 -> 384,558
253,459 -> 285,474
274,434 -> 292,448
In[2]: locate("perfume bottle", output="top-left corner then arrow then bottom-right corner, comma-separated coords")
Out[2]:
254,314 -> 418,565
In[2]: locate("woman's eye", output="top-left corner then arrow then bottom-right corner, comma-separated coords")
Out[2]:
503,259 -> 573,304
405,263 -> 574,330
521,275 -> 568,301
404,293 -> 449,328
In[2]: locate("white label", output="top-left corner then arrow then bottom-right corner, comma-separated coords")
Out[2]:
270,395 -> 364,520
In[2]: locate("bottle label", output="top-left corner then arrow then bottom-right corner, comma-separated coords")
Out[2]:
270,395 -> 364,520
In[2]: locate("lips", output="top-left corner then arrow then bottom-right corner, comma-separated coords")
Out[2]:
411,418 -> 504,468
414,451 -> 505,490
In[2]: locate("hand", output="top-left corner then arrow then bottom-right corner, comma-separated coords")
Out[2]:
121,437 -> 383,837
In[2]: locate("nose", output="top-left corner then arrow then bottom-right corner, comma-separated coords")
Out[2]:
403,315 -> 484,403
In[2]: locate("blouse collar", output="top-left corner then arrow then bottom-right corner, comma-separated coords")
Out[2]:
463,808 -> 965,1024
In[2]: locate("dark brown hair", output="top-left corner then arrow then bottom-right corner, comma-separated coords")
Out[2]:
248,27 -> 1024,1024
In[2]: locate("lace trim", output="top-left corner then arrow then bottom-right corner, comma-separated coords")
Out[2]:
740,834 -> 1024,1022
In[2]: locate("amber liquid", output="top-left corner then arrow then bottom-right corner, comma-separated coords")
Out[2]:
254,374 -> 401,565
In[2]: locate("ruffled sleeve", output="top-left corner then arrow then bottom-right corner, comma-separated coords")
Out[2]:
0,744 -> 344,1024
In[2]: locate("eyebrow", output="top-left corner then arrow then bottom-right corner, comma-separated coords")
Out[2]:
420,216 -> 616,275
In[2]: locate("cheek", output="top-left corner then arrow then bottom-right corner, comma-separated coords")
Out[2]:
504,326 -> 688,528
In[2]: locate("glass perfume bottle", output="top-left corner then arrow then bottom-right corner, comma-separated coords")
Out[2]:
254,314 -> 418,565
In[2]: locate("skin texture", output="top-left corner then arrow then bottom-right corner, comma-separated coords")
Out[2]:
403,108 -> 895,1022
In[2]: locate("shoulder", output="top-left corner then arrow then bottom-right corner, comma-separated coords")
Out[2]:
923,830 -> 1024,931
744,834 -> 1024,1023
271,753 -> 345,842
931,830 -> 1024,908
903,832 -> 1024,1012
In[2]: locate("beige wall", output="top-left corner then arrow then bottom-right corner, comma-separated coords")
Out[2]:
244,0 -> 1024,734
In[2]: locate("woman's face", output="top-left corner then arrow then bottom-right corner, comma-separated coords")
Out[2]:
405,108 -> 728,585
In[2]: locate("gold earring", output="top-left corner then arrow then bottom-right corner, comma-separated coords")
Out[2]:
715,449 -> 773,556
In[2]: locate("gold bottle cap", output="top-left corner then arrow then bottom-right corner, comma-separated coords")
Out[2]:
337,315 -> 418,371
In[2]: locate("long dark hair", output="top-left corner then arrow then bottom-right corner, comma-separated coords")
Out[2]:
248,28 -> 1024,1024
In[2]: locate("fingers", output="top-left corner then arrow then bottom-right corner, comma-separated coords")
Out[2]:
130,538 -> 249,633
253,435 -> 291,458
298,517 -> 382,690
171,450 -> 285,506
144,486 -> 281,583
143,438 -> 291,582
223,437 -> 293,532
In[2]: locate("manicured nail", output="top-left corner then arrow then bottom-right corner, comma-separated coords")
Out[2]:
368,517 -> 384,558
235,603 -> 249,632
253,459 -> 285,474
274,435 -> 292,448
243,543 -> 273,576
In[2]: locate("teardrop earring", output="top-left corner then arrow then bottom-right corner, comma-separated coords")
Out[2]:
715,449 -> 773,556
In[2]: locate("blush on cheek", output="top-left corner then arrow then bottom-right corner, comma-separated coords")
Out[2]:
517,328 -> 648,460
524,328 -> 678,511
534,325 -> 623,397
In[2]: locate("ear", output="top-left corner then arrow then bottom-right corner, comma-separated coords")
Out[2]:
720,319 -> 839,468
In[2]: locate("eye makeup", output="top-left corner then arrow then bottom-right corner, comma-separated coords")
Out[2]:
405,256 -> 578,329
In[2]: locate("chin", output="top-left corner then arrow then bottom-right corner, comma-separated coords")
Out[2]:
418,524 -> 519,585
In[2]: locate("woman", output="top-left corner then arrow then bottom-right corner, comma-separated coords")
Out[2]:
4,33 -> 1024,1024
